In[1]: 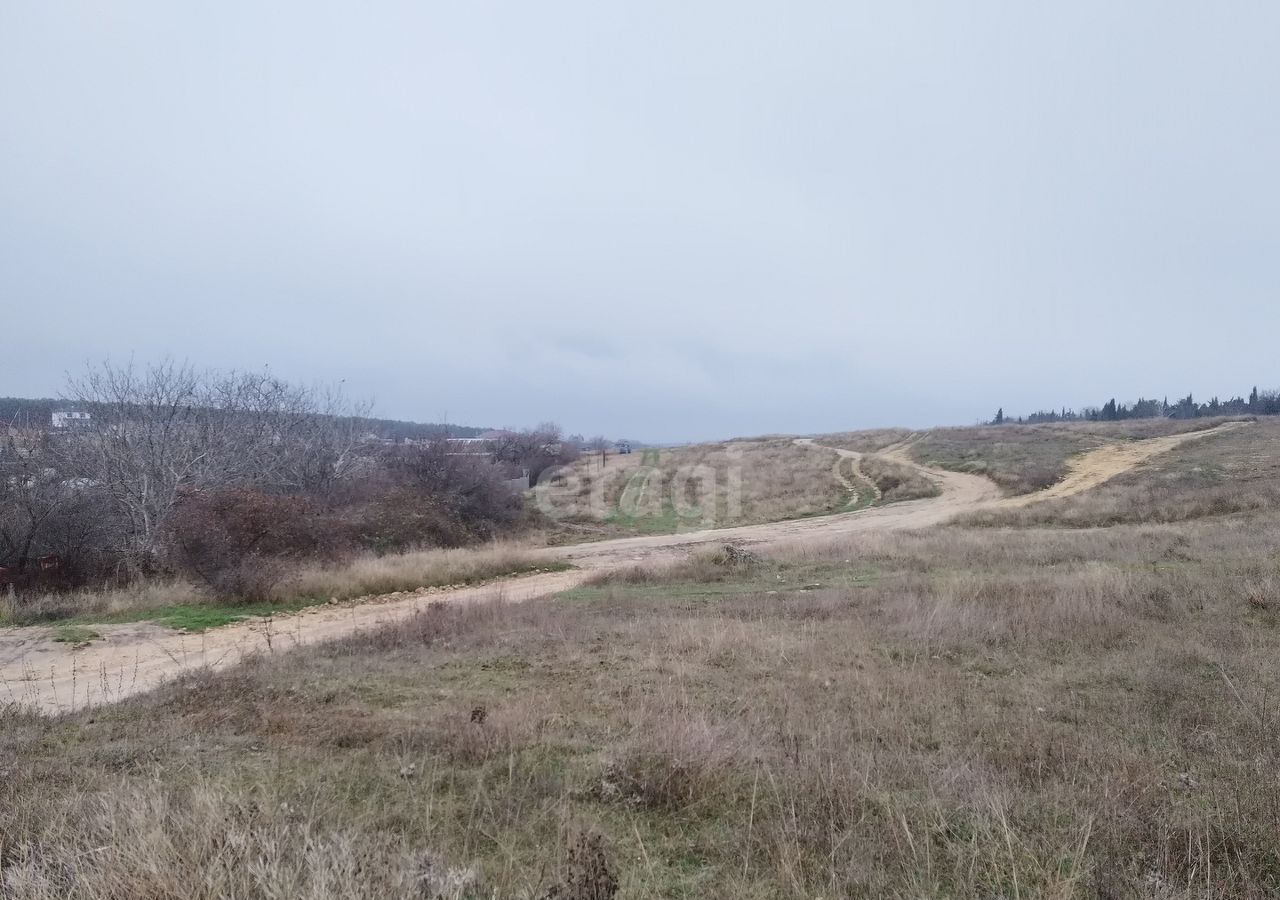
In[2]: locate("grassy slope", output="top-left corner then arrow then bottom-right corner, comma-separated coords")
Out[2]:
811,427 -> 913,453
909,417 -> 1236,495
538,439 -> 861,536
961,416 -> 1280,527
811,436 -> 942,503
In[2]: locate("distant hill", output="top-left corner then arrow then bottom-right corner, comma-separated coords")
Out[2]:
0,396 -> 488,439
357,417 -> 490,441
0,397 -> 58,427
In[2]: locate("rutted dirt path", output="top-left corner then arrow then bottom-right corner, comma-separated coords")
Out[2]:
794,438 -> 880,507
0,423 -> 1240,714
995,423 -> 1248,508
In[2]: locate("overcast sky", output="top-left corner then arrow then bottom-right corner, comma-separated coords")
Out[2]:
3,3 -> 1277,442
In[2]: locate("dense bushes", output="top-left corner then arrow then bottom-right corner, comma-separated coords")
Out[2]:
342,446 -> 524,554
0,362 -> 544,604
167,488 -> 343,597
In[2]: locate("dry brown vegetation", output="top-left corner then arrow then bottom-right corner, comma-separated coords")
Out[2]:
909,417 -> 1238,495
537,439 -> 855,535
1,362 -> 576,628
6,485 -> 1280,895
6,418 -> 1280,896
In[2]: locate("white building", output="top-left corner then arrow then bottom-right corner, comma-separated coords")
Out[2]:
51,410 -> 91,429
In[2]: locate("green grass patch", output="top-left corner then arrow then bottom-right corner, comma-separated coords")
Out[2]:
605,499 -> 688,534
60,599 -> 320,632
51,625 -> 101,644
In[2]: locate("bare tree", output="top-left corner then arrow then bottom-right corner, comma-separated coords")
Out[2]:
63,360 -> 205,568
63,359 -> 368,572
0,429 -> 63,572
0,427 -> 109,582
490,422 -> 580,487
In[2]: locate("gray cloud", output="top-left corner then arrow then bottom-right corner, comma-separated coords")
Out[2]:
3,2 -> 1278,441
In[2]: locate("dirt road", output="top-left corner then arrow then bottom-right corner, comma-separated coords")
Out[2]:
0,424 -> 1236,714
996,423 -> 1247,508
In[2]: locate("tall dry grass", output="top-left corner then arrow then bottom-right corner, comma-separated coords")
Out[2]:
0,542 -> 558,626
276,542 -> 559,601
0,579 -> 210,625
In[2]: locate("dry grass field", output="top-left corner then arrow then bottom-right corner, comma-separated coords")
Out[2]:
4,420 -> 1279,897
5,423 -> 1280,897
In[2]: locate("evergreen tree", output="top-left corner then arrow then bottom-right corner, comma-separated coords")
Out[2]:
993,407 -> 1004,425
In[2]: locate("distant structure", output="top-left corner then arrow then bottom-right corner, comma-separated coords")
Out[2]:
51,410 -> 91,429
443,429 -> 511,454
501,469 -> 531,492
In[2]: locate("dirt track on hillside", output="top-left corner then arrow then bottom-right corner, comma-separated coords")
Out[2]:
0,423 -> 1239,714
794,438 -> 879,506
996,422 -> 1248,508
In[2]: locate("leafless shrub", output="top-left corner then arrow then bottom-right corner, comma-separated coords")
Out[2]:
490,422 -> 580,487
604,713 -> 749,810
167,487 -> 348,599
361,442 -> 523,550
541,832 -> 618,900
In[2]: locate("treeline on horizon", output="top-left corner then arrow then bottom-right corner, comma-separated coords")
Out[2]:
0,395 -> 488,441
992,385 -> 1280,425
